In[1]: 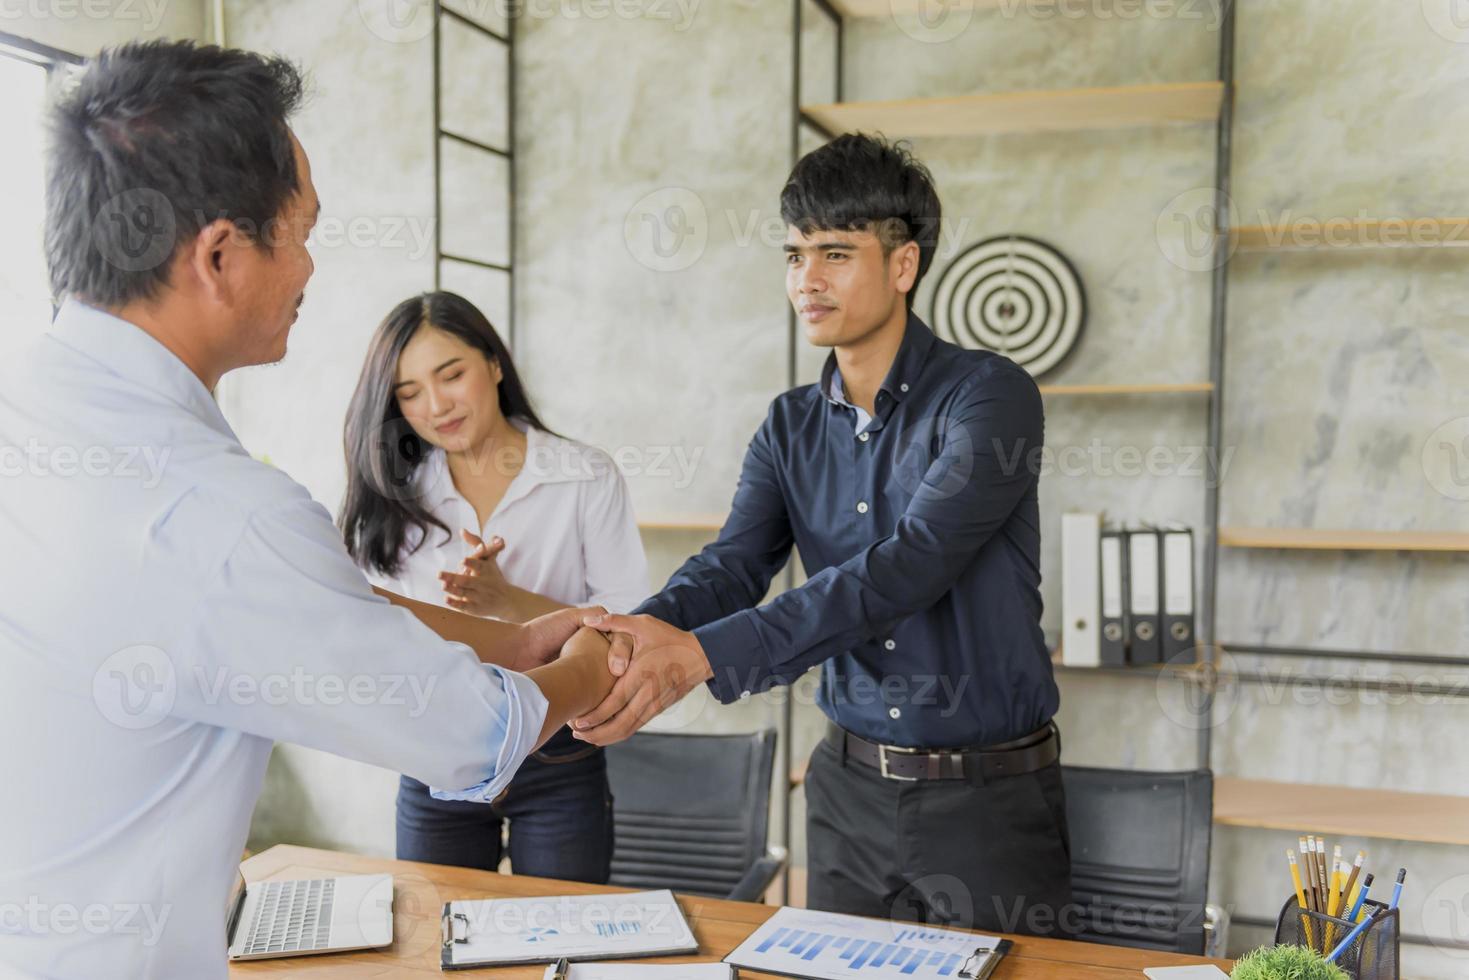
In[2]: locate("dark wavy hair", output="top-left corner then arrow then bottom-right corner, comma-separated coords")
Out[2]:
339,292 -> 551,576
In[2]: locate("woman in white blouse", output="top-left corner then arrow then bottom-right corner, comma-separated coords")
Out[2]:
340,291 -> 648,882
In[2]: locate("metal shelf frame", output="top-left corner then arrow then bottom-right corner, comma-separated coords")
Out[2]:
432,2 -> 516,346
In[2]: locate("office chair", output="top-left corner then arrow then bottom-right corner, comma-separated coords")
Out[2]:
1062,766 -> 1214,955
605,729 -> 787,902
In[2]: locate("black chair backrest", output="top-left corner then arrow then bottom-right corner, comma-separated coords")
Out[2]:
1062,766 -> 1213,956
605,729 -> 776,898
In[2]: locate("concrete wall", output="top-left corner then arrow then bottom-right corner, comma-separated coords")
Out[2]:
3,0 -> 206,56
216,0 -> 440,856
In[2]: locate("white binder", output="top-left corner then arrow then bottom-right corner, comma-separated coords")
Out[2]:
1161,527 -> 1196,663
1126,529 -> 1162,665
1061,512 -> 1101,667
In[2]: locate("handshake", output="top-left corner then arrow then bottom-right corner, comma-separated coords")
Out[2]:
521,607 -> 715,747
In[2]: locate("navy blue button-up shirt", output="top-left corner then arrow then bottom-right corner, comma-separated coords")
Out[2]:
635,314 -> 1058,749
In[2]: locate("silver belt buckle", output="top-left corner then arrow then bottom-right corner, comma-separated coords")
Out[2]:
878,743 -> 919,781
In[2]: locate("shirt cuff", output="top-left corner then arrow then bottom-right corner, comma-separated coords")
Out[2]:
693,611 -> 769,705
429,665 -> 548,804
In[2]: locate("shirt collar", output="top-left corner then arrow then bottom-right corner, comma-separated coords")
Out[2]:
419,419 -> 598,511
820,310 -> 938,408
47,298 -> 235,438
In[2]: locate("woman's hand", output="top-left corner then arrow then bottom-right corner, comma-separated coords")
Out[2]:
439,528 -> 512,617
511,605 -> 608,674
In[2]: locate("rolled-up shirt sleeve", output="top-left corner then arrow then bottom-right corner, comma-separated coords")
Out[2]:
694,364 -> 1043,703
161,493 -> 547,797
426,665 -> 545,803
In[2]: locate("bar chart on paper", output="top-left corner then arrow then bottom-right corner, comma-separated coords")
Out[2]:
724,907 -> 1008,980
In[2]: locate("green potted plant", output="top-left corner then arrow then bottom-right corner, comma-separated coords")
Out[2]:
1230,945 -> 1351,980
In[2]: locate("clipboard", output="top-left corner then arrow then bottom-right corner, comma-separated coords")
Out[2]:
539,965 -> 735,980
723,907 -> 1012,980
725,941 -> 1012,980
440,889 -> 699,971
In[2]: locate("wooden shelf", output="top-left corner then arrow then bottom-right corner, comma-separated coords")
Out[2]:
795,771 -> 1469,845
1038,382 -> 1214,396
802,82 -> 1224,138
637,515 -> 724,532
1230,217 -> 1469,252
1214,777 -> 1469,846
832,0 -> 1005,15
1219,527 -> 1469,553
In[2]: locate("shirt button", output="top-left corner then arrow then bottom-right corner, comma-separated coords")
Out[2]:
858,432 -> 870,443
889,707 -> 901,720
900,383 -> 910,393
856,501 -> 869,514
884,639 -> 896,651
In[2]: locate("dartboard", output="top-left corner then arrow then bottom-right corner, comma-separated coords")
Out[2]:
930,235 -> 1086,378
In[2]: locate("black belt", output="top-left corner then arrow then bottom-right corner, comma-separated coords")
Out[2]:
827,721 -> 1059,783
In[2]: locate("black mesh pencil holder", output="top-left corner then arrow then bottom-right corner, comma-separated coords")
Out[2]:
1272,895 -> 1400,980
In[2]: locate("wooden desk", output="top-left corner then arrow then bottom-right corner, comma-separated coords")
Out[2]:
233,846 -> 1232,979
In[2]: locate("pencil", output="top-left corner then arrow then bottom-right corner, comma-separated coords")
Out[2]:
1340,851 -> 1364,918
1348,873 -> 1374,923
1320,839 -> 1334,951
1308,837 -> 1324,913
1333,858 -> 1345,922
1304,834 -> 1327,910
1327,908 -> 1380,964
1287,850 -> 1307,908
1316,838 -> 1331,905
1324,846 -> 1346,951
1287,849 -> 1313,950
1331,845 -> 1344,910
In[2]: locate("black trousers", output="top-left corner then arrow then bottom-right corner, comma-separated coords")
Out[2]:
805,734 -> 1073,938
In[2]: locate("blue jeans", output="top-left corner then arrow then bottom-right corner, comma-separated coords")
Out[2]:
395,728 -> 613,883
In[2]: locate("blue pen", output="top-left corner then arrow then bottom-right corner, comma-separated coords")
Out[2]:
1326,909 -> 1379,963
1329,869 -> 1404,964
1346,873 -> 1374,923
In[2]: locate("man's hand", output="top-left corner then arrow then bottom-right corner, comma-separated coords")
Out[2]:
524,626 -> 616,748
511,605 -> 606,673
439,529 -> 512,617
605,630 -> 635,676
570,613 -> 714,746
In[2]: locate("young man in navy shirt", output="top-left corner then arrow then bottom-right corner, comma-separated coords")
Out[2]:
578,134 -> 1069,933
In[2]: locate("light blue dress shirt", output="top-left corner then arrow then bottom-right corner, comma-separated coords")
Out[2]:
827,369 -> 873,434
0,300 -> 548,979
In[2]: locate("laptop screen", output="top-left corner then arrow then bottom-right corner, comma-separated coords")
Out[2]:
225,871 -> 247,944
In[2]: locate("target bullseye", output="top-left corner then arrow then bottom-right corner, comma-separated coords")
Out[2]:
931,235 -> 1086,378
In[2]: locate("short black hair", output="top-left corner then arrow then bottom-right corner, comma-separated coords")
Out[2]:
45,39 -> 306,308
780,133 -> 942,309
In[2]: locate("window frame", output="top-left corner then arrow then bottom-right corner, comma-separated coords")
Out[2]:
0,30 -> 80,327
0,29 -> 83,70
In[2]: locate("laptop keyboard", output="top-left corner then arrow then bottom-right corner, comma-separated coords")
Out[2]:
242,878 -> 334,955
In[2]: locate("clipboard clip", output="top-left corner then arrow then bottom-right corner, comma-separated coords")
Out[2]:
440,906 -> 471,947
958,947 -> 987,978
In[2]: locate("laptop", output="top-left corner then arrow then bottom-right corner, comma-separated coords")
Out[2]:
225,869 -> 394,961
